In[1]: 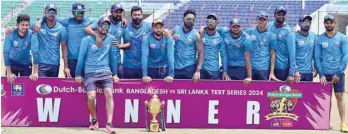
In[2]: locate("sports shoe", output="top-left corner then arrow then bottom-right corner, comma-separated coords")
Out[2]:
105,123 -> 116,134
89,119 -> 99,130
340,124 -> 348,133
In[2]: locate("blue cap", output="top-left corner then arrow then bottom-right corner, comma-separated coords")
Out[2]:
230,18 -> 240,26
275,6 -> 287,14
298,15 -> 312,22
207,13 -> 218,20
45,4 -> 57,11
111,3 -> 124,11
257,11 -> 268,20
98,16 -> 111,26
324,14 -> 335,22
72,3 -> 85,11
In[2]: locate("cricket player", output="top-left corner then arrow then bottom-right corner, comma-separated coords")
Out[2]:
85,3 -> 125,78
314,14 -> 348,133
121,6 -> 152,79
246,11 -> 277,80
289,15 -> 317,82
30,4 -> 69,77
171,9 -> 204,82
267,6 -> 296,83
75,17 -> 119,134
200,14 -> 227,80
141,19 -> 175,83
3,14 -> 39,83
217,18 -> 252,85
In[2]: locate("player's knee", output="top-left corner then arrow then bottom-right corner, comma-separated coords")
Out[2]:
87,92 -> 96,100
104,88 -> 113,100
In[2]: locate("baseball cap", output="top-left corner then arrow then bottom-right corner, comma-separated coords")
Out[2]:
324,14 -> 335,22
98,16 -> 111,26
298,15 -> 312,22
275,6 -> 287,14
230,18 -> 240,26
111,3 -> 124,11
257,11 -> 268,20
207,13 -> 218,20
152,19 -> 164,26
72,3 -> 85,11
45,4 -> 57,11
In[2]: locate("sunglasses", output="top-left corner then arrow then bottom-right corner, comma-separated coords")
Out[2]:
206,19 -> 217,24
185,17 -> 195,22
75,10 -> 85,15
101,24 -> 110,29
46,10 -> 57,15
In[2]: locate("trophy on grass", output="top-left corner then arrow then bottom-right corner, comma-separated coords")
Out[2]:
145,94 -> 166,132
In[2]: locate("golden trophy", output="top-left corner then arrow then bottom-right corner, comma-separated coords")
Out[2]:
145,94 -> 165,132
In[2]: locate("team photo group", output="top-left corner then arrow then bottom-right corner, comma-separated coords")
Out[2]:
3,1 -> 348,133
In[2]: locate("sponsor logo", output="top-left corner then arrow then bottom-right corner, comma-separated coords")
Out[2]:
282,120 -> 293,127
36,84 -> 53,95
11,84 -> 24,96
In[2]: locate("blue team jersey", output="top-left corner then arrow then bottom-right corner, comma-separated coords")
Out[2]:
314,32 -> 348,77
292,31 -> 317,73
31,21 -> 67,65
141,33 -> 175,77
267,21 -> 296,76
123,22 -> 152,68
218,27 -> 252,67
56,17 -> 97,60
3,29 -> 38,65
202,31 -> 227,72
172,25 -> 199,69
246,27 -> 276,71
75,34 -> 119,77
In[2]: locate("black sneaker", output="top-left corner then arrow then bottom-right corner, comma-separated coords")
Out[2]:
89,119 -> 99,130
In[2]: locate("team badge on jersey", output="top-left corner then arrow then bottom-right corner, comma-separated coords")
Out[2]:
298,40 -> 305,46
13,41 -> 19,47
150,44 -> 156,49
322,42 -> 329,48
91,44 -> 98,50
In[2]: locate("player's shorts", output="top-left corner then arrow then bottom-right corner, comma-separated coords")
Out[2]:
148,67 -> 168,79
201,69 -> 220,80
300,73 -> 313,82
227,66 -> 246,80
38,63 -> 60,77
174,64 -> 196,79
123,68 -> 142,79
274,69 -> 289,81
252,69 -> 269,80
325,74 -> 345,92
68,59 -> 80,78
116,63 -> 123,79
84,71 -> 113,92
9,60 -> 32,76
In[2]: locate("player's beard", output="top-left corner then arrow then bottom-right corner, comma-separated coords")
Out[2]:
184,22 -> 193,30
18,28 -> 28,35
132,18 -> 142,25
155,31 -> 163,36
301,26 -> 310,32
325,26 -> 334,32
276,18 -> 284,24
207,24 -> 216,31
100,29 -> 108,35
112,15 -> 122,22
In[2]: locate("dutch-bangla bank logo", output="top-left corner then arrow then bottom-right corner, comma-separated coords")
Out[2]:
36,84 -> 53,95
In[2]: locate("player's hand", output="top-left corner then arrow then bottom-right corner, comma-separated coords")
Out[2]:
29,73 -> 39,81
313,68 -> 318,77
192,71 -> 200,83
5,27 -> 14,35
6,73 -> 16,84
332,75 -> 340,84
96,34 -> 103,46
294,72 -> 301,83
286,76 -> 295,84
199,26 -> 205,35
122,18 -> 128,27
142,76 -> 152,83
163,29 -> 170,38
112,40 -> 120,48
113,75 -> 120,83
243,77 -> 252,86
164,76 -> 174,83
173,34 -> 180,40
320,76 -> 327,86
75,76 -> 83,84
64,68 -> 72,78
269,73 -> 281,81
222,72 -> 231,81
33,22 -> 41,33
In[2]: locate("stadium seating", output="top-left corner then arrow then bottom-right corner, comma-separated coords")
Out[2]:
1,1 -> 22,18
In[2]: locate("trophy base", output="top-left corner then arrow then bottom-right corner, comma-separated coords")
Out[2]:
148,122 -> 160,132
